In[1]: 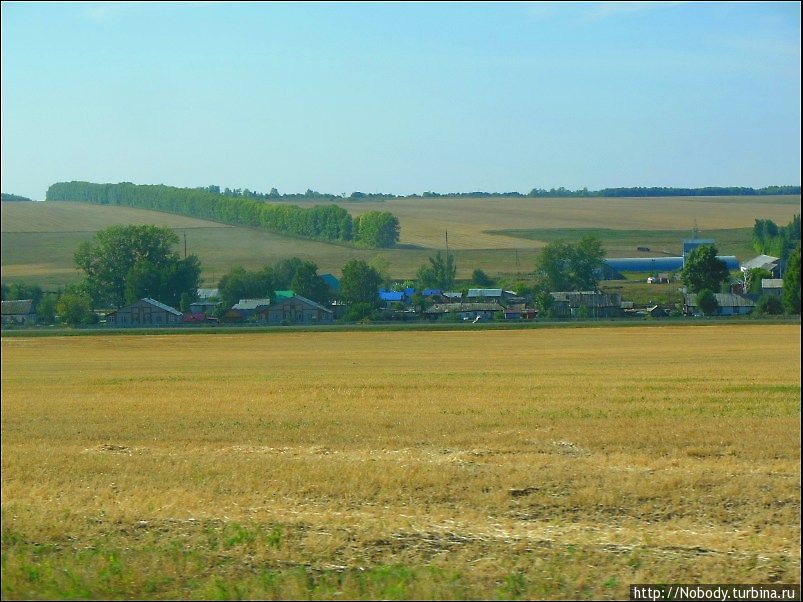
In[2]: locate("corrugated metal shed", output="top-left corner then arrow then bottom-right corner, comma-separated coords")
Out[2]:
232,298 -> 271,311
466,288 -> 503,298
741,255 -> 779,271
424,302 -> 504,314
141,298 -> 183,316
605,256 -> 739,272
196,288 -> 219,299
319,274 -> 340,292
685,293 -> 756,308
1,299 -> 34,315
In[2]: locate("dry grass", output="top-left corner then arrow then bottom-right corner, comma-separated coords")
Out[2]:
1,325 -> 800,599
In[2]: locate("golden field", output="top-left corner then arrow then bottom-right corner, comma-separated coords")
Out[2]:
1,325 -> 800,599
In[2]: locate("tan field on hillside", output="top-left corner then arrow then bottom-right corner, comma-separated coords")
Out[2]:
1,195 -> 800,287
2,325 -> 800,599
343,195 -> 801,249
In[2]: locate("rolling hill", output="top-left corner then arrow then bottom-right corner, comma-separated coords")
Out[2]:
2,195 -> 799,289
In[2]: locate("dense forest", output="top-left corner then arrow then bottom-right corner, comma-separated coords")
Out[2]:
1,192 -> 33,201
196,184 -> 800,201
45,181 -> 400,248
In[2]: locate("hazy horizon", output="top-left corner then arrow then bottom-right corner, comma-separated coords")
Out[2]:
2,2 -> 801,200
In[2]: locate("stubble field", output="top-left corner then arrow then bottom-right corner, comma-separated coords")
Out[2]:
1,324 -> 800,599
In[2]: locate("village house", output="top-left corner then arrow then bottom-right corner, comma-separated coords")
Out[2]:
231,298 -> 271,318
1,299 -> 37,326
196,288 -> 220,300
683,293 -> 756,317
761,278 -> 784,298
423,302 -> 503,321
503,306 -> 537,320
320,274 -> 340,294
550,291 -> 623,318
189,300 -> 219,315
465,289 -> 521,303
741,254 -> 783,278
258,294 -> 333,324
105,298 -> 182,326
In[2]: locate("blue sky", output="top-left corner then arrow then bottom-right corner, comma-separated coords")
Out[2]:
1,1 -> 800,199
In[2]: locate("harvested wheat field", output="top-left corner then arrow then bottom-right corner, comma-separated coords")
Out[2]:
1,325 -> 801,599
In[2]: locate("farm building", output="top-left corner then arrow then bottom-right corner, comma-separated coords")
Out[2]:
196,288 -> 219,300
1,299 -> 37,326
189,300 -> 219,315
378,288 -> 415,305
330,300 -> 348,320
604,256 -> 739,273
761,279 -> 784,297
423,302 -> 503,321
231,298 -> 271,318
682,238 -> 715,260
465,289 -> 520,302
258,295 -> 333,324
646,305 -> 669,318
105,298 -> 182,326
550,291 -> 623,318
320,274 -> 340,293
683,293 -> 756,316
503,306 -> 536,320
741,255 -> 782,277
443,292 -> 463,302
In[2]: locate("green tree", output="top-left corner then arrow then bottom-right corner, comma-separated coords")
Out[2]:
534,237 -> 605,291
782,244 -> 800,314
572,236 -> 606,290
36,293 -> 58,325
57,290 -> 95,326
179,292 -> 192,313
755,295 -> 784,315
696,289 -> 719,316
218,266 -> 275,308
5,282 -> 43,307
745,267 -> 773,294
416,252 -> 456,290
471,269 -> 494,287
680,245 -> 730,294
273,257 -> 305,289
531,283 -> 554,317
355,211 -> 400,248
290,261 -> 329,305
75,225 -> 200,307
340,260 -> 383,306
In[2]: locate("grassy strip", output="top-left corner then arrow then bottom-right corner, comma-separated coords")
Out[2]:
2,316 -> 799,338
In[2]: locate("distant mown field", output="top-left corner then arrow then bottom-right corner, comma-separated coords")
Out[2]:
1,195 -> 799,288
1,325 -> 800,599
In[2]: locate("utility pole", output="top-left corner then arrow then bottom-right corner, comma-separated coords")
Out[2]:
183,231 -> 187,260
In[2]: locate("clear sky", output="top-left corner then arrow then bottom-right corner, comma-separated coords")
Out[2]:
1,1 -> 800,199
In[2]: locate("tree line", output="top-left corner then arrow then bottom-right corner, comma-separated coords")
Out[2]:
203,184 -> 802,201
752,214 -> 801,260
45,181 -> 400,248
1,193 -> 33,202
198,184 -> 800,200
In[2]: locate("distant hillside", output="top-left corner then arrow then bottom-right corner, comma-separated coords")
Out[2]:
1,193 -> 33,202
